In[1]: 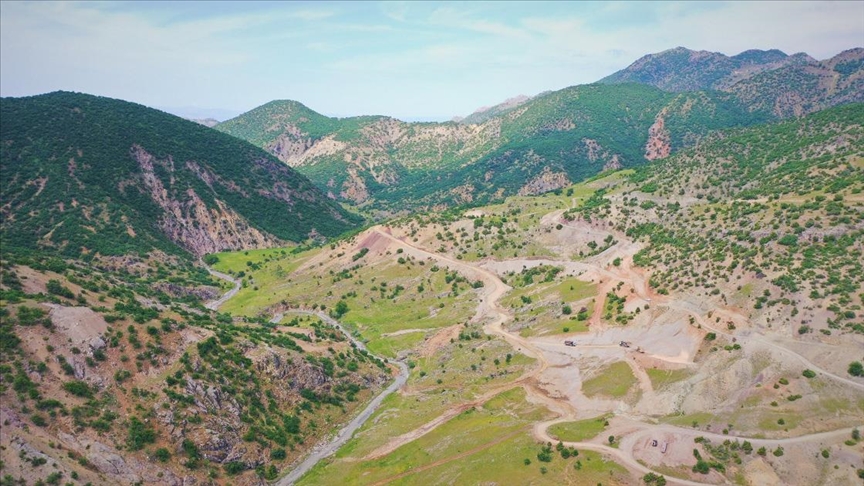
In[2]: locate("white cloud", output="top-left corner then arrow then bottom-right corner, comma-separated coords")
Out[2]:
1,1 -> 861,120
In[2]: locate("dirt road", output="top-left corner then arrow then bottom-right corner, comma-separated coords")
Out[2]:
348,223 -> 864,484
204,271 -> 411,486
203,267 -> 240,310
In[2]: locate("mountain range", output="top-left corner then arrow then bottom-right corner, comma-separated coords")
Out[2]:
2,45 -> 864,486
214,47 -> 863,216
600,46 -> 864,117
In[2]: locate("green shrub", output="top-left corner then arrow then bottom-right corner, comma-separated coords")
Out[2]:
62,381 -> 93,398
126,417 -> 157,451
224,461 -> 246,475
154,448 -> 171,462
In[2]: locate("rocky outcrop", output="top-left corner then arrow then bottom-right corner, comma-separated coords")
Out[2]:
645,110 -> 672,160
268,126 -> 316,164
518,168 -> 570,196
340,169 -> 370,204
132,145 -> 281,256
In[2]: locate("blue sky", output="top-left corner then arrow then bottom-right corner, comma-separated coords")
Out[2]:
1,1 -> 862,121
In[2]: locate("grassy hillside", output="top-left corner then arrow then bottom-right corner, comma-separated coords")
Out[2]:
1,92 -> 362,258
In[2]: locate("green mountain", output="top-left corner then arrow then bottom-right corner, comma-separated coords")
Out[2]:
601,47 -> 864,117
217,84 -> 767,214
1,92 -> 361,258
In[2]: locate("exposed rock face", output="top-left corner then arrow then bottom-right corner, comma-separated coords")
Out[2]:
268,125 -> 316,164
603,46 -> 864,118
187,118 -> 220,128
602,155 -> 623,172
645,110 -> 672,160
583,139 -> 625,169
131,145 -> 281,256
518,168 -> 571,196
47,305 -> 108,344
460,94 -> 532,124
340,168 -> 370,204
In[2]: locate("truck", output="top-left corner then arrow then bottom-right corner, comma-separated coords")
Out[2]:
619,341 -> 631,348
564,340 -> 576,347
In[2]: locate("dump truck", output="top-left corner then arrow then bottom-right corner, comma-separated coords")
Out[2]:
564,340 -> 576,347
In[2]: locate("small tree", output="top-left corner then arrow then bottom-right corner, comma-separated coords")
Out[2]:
848,361 -> 863,377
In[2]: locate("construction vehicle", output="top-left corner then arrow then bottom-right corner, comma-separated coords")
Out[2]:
619,341 -> 631,348
564,340 -> 576,347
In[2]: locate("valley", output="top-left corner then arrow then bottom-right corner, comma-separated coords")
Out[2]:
198,113 -> 864,483
2,44 -> 863,486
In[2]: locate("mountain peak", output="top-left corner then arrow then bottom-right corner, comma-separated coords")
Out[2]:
459,94 -> 532,124
598,46 -> 853,93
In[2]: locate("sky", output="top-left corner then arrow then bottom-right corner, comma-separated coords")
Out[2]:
1,1 -> 862,121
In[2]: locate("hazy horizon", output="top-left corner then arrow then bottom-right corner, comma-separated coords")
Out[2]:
2,1 -> 862,121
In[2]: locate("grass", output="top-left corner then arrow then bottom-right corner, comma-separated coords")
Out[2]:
581,361 -> 637,398
662,412 -> 717,428
409,338 -> 535,393
547,415 -> 610,442
298,387 -> 628,486
327,340 -> 536,461
210,246 -> 295,274
551,278 -> 597,302
645,368 -> 691,389
503,278 -> 596,337
213,245 -> 479,357
366,332 -> 426,358
756,412 -> 803,432
216,247 -> 318,315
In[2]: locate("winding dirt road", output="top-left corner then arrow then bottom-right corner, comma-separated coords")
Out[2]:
204,209 -> 863,485
349,224 -> 864,485
204,269 -> 410,486
203,267 -> 240,310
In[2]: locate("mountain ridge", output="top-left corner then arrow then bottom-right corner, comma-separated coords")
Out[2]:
599,46 -> 864,117
0,91 -> 362,258
215,82 -> 771,214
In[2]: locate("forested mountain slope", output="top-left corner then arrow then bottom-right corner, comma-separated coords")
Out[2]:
1,92 -> 361,258
217,84 -> 767,214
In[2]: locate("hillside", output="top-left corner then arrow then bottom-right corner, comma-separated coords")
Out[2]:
217,84 -> 766,214
0,250 -> 391,485
3,101 -> 863,486
1,92 -> 361,258
571,103 -> 864,335
601,47 -> 864,117
198,105 -> 864,486
599,46 -> 813,92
